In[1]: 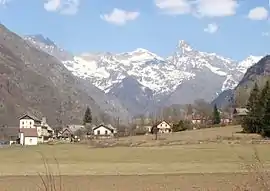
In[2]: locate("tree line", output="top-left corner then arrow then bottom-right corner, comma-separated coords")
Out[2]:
242,81 -> 270,137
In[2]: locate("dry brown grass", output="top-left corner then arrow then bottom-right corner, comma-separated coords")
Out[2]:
83,125 -> 262,148
1,125 -> 270,190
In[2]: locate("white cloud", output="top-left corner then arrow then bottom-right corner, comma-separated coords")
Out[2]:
44,0 -> 80,15
0,0 -> 10,5
101,8 -> 140,25
248,7 -> 268,20
155,0 -> 238,17
204,23 -> 218,33
196,0 -> 238,17
262,32 -> 270,37
154,0 -> 191,15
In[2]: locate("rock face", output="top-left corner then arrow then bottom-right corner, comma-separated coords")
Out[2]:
212,56 -> 270,108
0,25 -> 129,126
237,55 -> 270,87
24,35 -> 263,116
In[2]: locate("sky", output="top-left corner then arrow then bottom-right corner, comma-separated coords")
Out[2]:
0,0 -> 269,61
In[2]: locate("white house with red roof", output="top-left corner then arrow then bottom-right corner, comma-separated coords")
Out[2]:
19,114 -> 40,145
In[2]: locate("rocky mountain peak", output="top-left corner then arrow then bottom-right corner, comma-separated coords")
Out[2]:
25,34 -> 56,47
23,34 -> 73,61
23,34 -> 264,115
237,55 -> 263,73
177,40 -> 193,54
120,48 -> 164,61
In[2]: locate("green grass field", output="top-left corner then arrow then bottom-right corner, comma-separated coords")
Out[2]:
1,126 -> 270,190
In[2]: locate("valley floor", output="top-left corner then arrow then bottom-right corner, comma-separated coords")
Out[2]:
0,173 -> 266,191
0,126 -> 270,190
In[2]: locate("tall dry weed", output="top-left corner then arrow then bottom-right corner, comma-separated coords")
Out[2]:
36,152 -> 63,191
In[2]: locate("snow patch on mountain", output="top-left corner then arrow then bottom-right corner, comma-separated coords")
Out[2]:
23,35 -> 262,104
61,40 -> 261,96
237,55 -> 263,73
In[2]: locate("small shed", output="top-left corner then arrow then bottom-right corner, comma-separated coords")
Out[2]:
233,108 -> 248,122
233,108 -> 248,116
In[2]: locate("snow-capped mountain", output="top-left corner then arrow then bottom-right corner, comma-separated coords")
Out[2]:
24,34 -> 73,61
24,34 -> 263,115
237,55 -> 263,73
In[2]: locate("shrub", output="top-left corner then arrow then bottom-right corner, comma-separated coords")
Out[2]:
172,120 -> 192,132
134,126 -> 148,136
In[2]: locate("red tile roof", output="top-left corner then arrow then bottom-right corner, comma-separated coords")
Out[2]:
19,128 -> 38,137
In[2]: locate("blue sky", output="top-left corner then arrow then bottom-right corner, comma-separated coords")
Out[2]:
0,0 -> 269,60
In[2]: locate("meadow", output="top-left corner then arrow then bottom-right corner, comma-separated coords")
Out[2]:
1,126 -> 270,191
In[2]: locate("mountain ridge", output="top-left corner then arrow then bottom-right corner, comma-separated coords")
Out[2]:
0,25 -> 130,126
24,34 -> 263,115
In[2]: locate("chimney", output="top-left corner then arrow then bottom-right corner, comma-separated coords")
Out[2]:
42,117 -> 46,125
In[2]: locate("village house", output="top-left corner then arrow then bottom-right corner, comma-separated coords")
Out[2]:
19,114 -> 40,145
191,115 -> 208,125
92,124 -> 117,137
58,124 -> 85,141
233,108 -> 248,122
19,114 -> 53,145
152,121 -> 172,133
59,127 -> 73,139
39,117 -> 54,143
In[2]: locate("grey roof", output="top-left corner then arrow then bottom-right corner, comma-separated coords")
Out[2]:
19,113 -> 41,122
234,108 -> 248,116
66,124 -> 85,133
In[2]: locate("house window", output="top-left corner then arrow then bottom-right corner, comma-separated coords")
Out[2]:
30,122 -> 32,125
22,122 -> 24,125
97,130 -> 100,135
105,130 -> 108,135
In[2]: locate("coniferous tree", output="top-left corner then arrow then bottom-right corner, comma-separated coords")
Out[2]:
256,81 -> 270,134
242,83 -> 260,133
261,81 -> 270,136
212,104 -> 221,125
83,106 -> 92,125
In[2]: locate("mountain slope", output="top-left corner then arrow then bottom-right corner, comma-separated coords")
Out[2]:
212,56 -> 269,108
24,35 -> 130,119
0,25 -> 129,126
108,76 -> 155,115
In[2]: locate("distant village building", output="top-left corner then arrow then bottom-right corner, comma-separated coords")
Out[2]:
19,114 -> 40,145
220,112 -> 233,125
92,124 -> 116,137
38,117 -> 54,143
152,121 -> 172,133
233,108 -> 248,117
191,115 -> 208,125
19,114 -> 53,145
60,127 -> 73,139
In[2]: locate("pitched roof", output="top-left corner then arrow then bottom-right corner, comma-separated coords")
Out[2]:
19,128 -> 38,137
19,114 -> 41,122
92,124 -> 115,131
152,120 -> 171,128
61,127 -> 73,135
234,108 -> 248,116
67,124 -> 85,133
